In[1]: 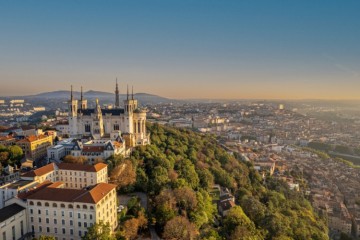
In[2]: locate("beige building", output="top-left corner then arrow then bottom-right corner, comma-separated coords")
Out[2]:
21,162 -> 108,189
16,135 -> 53,160
0,135 -> 17,147
0,179 -> 39,209
24,182 -> 117,240
0,203 -> 29,240
326,203 -> 352,235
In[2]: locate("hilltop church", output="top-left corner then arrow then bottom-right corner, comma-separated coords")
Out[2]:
68,80 -> 150,146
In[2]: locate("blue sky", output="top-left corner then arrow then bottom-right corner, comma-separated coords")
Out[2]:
1,1 -> 360,99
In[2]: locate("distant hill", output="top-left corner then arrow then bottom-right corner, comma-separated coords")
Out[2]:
20,90 -> 178,103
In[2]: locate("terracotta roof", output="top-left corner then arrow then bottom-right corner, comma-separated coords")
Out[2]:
47,182 -> 64,188
17,135 -> 51,143
22,163 -> 56,177
22,126 -> 35,131
82,146 -> 105,152
16,180 -> 53,200
0,136 -> 16,141
56,163 -> 107,172
25,182 -> 116,204
26,188 -> 87,202
75,183 -> 116,204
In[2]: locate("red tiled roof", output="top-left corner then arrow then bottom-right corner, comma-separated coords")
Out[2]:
0,136 -> 16,141
75,183 -> 116,204
22,163 -> 56,177
16,180 -> 53,200
17,135 -> 51,143
82,146 -> 104,152
56,163 -> 107,172
25,182 -> 116,204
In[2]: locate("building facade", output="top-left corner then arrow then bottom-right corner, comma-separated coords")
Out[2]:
25,182 -> 117,240
16,135 -> 53,160
67,83 -> 150,146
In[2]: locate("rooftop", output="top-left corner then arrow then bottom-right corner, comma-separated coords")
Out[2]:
0,204 -> 26,223
1,180 -> 34,190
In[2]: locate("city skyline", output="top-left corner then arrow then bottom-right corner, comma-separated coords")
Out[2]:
1,1 -> 360,99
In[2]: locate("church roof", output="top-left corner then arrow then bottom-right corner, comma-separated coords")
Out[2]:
78,108 -> 125,116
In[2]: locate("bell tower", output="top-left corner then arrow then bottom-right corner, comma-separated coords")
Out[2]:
79,86 -> 87,110
68,85 -> 79,137
92,98 -> 104,139
123,85 -> 134,133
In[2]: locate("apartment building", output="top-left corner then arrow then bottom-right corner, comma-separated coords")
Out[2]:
0,180 -> 39,209
71,138 -> 126,164
327,203 -> 352,235
0,165 -> 21,184
0,126 -> 36,137
16,135 -> 53,160
25,182 -> 117,240
21,162 -> 108,189
0,203 -> 28,240
0,135 -> 16,147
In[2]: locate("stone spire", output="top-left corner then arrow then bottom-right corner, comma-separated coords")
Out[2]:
132,86 -> 134,100
127,85 -> 129,100
115,78 -> 120,109
81,86 -> 83,101
71,85 -> 73,101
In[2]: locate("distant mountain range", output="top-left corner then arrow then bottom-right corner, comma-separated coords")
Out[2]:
19,90 -> 180,103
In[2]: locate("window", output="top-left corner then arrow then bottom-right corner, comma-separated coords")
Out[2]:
69,212 -> 73,217
79,231 -> 82,237
39,226 -> 42,232
70,229 -> 74,235
62,228 -> 66,234
46,218 -> 49,224
54,219 -> 57,224
84,222 -> 88,228
61,211 -> 65,216
37,202 -> 42,206
54,210 -> 57,216
70,220 -> 73,226
20,221 -> 24,235
68,204 -> 73,209
38,217 -> 41,223
89,214 -> 93,220
12,226 -> 15,240
31,225 -> 34,233
78,213 -> 81,219
78,222 -> 81,227
47,227 -> 50,233
38,209 -> 41,214
2,232 -> 5,240
53,203 -> 57,207
62,219 -> 65,225
61,204 -> 65,208
30,209 -> 33,214
84,214 -> 87,219
30,217 -> 34,223
90,222 -> 93,227
46,210 -> 49,215
29,201 -> 34,205
54,227 -> 58,234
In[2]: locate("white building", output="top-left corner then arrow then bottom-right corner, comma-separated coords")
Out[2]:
67,83 -> 150,146
47,145 -> 66,162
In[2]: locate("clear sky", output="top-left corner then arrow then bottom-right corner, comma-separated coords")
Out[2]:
1,1 -> 360,99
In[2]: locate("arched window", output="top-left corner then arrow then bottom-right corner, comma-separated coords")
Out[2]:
53,203 -> 57,207
76,205 -> 81,209
60,204 -> 65,208
45,202 -> 49,207
90,206 -> 94,210
37,202 -> 42,206
83,205 -> 87,209
68,204 -> 73,209
97,204 -> 100,208
29,201 -> 34,206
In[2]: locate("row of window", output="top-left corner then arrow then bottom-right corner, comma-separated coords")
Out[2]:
30,209 -> 93,218
29,203 -> 94,209
30,217 -> 92,227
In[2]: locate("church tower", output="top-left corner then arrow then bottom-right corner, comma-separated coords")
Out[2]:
92,98 -> 104,139
115,78 -> 120,109
79,86 -> 87,110
123,85 -> 134,133
68,86 -> 79,137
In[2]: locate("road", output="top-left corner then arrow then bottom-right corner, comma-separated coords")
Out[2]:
150,226 -> 161,240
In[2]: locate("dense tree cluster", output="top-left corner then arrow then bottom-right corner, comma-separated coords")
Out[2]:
0,144 -> 23,172
112,123 -> 329,240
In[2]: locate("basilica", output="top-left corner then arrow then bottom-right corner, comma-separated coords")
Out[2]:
68,80 -> 150,147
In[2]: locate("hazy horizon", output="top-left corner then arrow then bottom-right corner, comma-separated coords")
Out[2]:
1,1 -> 360,99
